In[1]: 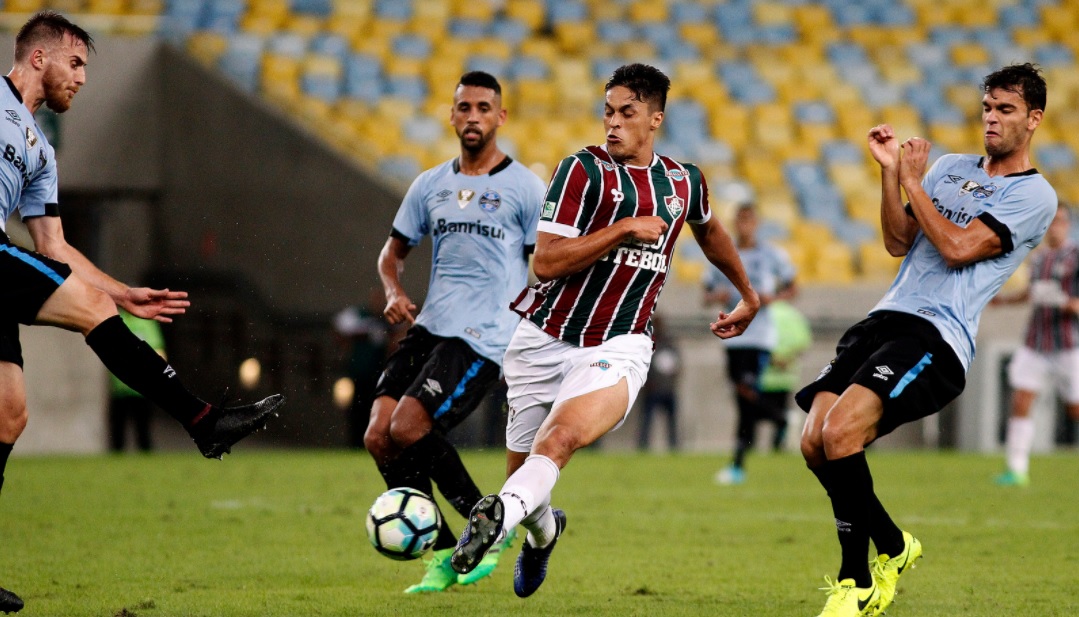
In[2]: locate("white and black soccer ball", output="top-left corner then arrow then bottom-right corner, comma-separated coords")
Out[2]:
365,487 -> 441,561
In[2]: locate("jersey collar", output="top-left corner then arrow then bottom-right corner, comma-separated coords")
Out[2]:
976,156 -> 1040,177
3,76 -> 22,103
453,155 -> 513,176
599,144 -> 659,169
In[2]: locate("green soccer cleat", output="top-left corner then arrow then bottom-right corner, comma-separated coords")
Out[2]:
457,527 -> 517,586
404,548 -> 458,594
994,470 -> 1030,487
815,577 -> 880,617
870,530 -> 923,616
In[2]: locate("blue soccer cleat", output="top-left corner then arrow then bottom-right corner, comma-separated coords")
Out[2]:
513,508 -> 567,598
0,585 -> 23,614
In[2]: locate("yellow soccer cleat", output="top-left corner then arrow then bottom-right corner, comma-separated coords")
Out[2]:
870,530 -> 923,615
816,577 -> 880,617
457,527 -> 517,586
404,548 -> 458,594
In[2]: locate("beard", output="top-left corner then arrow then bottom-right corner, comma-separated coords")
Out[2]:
457,127 -> 490,153
42,68 -> 74,113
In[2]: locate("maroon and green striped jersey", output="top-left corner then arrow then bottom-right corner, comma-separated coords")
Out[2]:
1025,242 -> 1079,352
510,145 -> 711,347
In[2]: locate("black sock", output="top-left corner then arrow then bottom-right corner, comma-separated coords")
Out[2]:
811,462 -> 834,497
85,316 -> 207,426
868,493 -> 904,558
826,452 -> 874,588
433,518 -> 457,551
376,456 -> 432,497
0,442 -> 11,496
403,432 -> 482,518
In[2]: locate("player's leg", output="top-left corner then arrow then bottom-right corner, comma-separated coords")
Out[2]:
998,347 -> 1044,485
763,390 -> 790,451
665,392 -> 679,450
0,359 -> 27,613
35,274 -> 282,459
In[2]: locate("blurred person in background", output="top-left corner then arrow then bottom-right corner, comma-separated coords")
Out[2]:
107,309 -> 165,453
703,203 -> 797,485
332,290 -> 390,449
757,299 -> 813,453
364,71 -> 545,593
0,12 -> 284,612
450,63 -> 759,598
990,205 -> 1079,487
637,314 -> 682,451
796,64 -> 1055,617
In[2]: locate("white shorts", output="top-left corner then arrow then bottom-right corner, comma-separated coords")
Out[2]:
503,320 -> 653,453
1007,345 -> 1079,404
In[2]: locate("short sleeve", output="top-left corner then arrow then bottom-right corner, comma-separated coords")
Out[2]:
390,173 -> 430,245
772,244 -> 797,284
518,170 -> 546,245
686,165 -> 712,225
18,151 -> 58,219
977,179 -> 1057,255
537,155 -> 589,238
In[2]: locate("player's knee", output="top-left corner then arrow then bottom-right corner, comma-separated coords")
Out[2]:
363,424 -> 392,458
0,404 -> 28,442
800,433 -> 823,464
535,423 -> 580,461
388,415 -> 428,448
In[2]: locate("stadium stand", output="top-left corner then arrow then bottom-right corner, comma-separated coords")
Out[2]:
2,0 -> 1078,284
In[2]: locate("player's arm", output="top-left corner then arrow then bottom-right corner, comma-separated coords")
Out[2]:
377,233 -> 416,325
900,138 -> 1003,268
532,216 -> 668,282
690,216 -> 760,339
25,216 -> 190,322
870,124 -> 919,256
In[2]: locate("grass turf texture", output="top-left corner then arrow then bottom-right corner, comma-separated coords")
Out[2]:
2,450 -> 1078,616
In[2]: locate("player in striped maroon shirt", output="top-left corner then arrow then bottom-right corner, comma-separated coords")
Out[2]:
451,63 -> 760,596
992,205 -> 1079,486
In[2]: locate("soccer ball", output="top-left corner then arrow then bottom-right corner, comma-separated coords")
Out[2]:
365,487 -> 441,560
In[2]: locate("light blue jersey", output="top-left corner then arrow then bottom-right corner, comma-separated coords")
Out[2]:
392,156 -> 545,364
872,153 -> 1057,370
704,242 -> 796,350
0,77 -> 57,232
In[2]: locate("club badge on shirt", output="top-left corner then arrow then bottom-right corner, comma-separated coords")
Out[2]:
457,189 -> 475,209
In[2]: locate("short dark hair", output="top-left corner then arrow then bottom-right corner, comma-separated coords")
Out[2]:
15,10 -> 94,62
605,63 -> 670,112
457,71 -> 501,96
982,63 -> 1046,113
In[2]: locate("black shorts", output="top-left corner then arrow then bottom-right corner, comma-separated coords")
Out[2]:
795,311 -> 965,438
726,347 -> 771,390
374,325 -> 500,433
0,234 -> 73,367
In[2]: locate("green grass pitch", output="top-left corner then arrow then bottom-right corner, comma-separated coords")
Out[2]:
2,449 -> 1077,616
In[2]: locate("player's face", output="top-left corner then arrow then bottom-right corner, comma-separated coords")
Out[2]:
604,86 -> 663,166
42,33 -> 88,113
734,207 -> 758,241
451,85 -> 505,154
982,87 -> 1041,158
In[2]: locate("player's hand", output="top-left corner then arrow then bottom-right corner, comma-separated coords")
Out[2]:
120,288 -> 190,323
899,137 -> 932,187
710,295 -> 760,339
868,124 -> 900,169
383,292 -> 417,326
620,216 -> 668,245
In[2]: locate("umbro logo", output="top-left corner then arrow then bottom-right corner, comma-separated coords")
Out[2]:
835,518 -> 851,533
436,189 -> 452,201
944,174 -> 964,184
422,378 -> 442,396
873,365 -> 893,380
163,364 -> 176,378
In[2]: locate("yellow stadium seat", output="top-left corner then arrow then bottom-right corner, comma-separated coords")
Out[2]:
467,37 -> 513,61
48,0 -> 84,11
87,0 -> 125,14
793,4 -> 831,31
286,15 -> 325,37
813,241 -> 856,284
914,4 -> 958,28
241,14 -> 283,35
1012,27 -> 1053,48
776,240 -> 811,281
262,54 -> 301,85
128,0 -> 164,15
859,241 -> 901,281
384,56 -> 423,78
951,43 -> 990,66
629,0 -> 668,23
877,58 -> 921,85
249,0 -> 289,18
3,0 -> 43,11
553,22 -> 595,55
754,2 -> 793,26
680,23 -> 719,49
186,32 -> 229,67
709,104 -> 750,150
450,0 -> 495,21
505,0 -> 545,30
929,122 -> 975,153
327,15 -> 368,39
515,79 -> 557,117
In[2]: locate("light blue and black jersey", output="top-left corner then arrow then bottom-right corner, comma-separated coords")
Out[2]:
0,76 -> 58,232
703,242 -> 795,351
391,156 -> 545,365
872,153 -> 1057,371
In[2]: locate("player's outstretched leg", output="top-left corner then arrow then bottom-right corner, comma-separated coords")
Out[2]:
188,394 -> 286,459
0,586 -> 23,613
450,494 -> 503,575
869,530 -> 922,616
513,508 -> 566,598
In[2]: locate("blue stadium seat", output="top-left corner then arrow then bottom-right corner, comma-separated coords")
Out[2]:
450,19 -> 488,40
1035,44 -> 1075,67
1035,143 -> 1077,173
998,4 -> 1039,28
821,140 -> 863,165
375,0 -> 412,20
290,0 -> 332,17
596,21 -> 636,45
159,0 -> 206,41
466,56 -> 509,79
204,0 -> 244,33
218,34 -> 264,92
872,3 -> 914,26
403,116 -> 444,144
795,101 -> 836,125
385,75 -> 428,105
831,218 -> 877,247
345,75 -> 384,104
303,73 -> 342,102
510,56 -> 549,80
310,34 -> 350,60
548,1 -> 587,24
268,33 -> 308,58
693,139 -> 734,165
491,19 -> 531,47
671,2 -> 709,24
392,34 -> 433,59
379,155 -> 423,185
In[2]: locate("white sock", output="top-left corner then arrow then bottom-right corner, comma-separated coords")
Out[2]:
521,493 -> 558,548
498,454 -> 560,538
1006,416 -> 1035,475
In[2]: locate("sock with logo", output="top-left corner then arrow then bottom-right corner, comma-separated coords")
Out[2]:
1005,416 -> 1034,475
520,492 -> 558,548
498,454 -> 560,537
400,432 -> 483,518
85,315 -> 207,426
0,442 -> 12,496
825,451 -> 874,588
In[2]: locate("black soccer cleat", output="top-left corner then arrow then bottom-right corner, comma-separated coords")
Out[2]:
190,394 -> 285,460
450,494 -> 504,575
0,586 -> 23,613
513,508 -> 566,598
